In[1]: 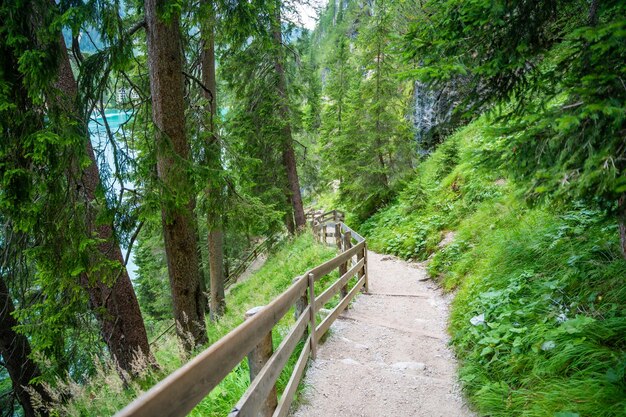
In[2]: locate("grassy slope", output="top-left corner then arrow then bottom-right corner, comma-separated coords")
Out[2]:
359,118 -> 626,417
63,234 -> 336,416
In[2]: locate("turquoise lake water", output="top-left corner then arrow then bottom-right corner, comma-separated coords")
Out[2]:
88,109 -> 139,278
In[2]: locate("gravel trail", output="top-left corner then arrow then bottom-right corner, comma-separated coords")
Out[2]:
290,251 -> 476,417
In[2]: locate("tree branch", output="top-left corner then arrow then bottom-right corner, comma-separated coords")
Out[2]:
124,220 -> 144,266
182,70 -> 214,104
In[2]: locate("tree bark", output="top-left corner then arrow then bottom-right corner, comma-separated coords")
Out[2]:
374,37 -> 389,188
200,8 -> 226,320
284,208 -> 296,235
0,277 -> 51,417
145,0 -> 207,350
617,194 -> 626,259
55,37 -> 153,374
271,2 -> 306,232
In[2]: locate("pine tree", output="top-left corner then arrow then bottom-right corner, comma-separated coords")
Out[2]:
54,33 -> 153,376
403,0 -> 626,256
270,0 -> 306,232
144,0 -> 208,350
0,276 -> 51,417
199,0 -> 226,319
318,0 -> 414,220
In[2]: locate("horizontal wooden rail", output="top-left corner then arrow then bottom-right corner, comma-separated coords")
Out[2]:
315,259 -> 364,311
307,240 -> 364,280
230,306 -> 310,416
225,236 -> 278,288
273,336 -> 311,417
340,223 -> 365,243
115,277 -> 307,417
115,209 -> 367,417
316,275 -> 366,341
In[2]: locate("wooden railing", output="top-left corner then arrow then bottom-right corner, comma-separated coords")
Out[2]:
115,210 -> 368,417
225,235 -> 278,288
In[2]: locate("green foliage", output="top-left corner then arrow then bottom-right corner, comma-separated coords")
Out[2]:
404,0 -> 626,219
0,0 -> 109,385
134,218 -> 173,322
361,118 -> 505,264
450,207 -> 626,417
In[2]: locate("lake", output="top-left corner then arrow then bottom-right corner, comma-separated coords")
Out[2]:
89,109 -> 139,279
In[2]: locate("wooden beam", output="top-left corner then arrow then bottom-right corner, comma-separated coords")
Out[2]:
316,275 -> 365,341
315,259 -> 363,311
231,307 -> 310,417
272,337 -> 311,417
306,241 -> 365,280
308,273 -> 317,360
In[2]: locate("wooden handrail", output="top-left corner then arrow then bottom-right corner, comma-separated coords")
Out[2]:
340,223 -> 365,243
115,210 -> 368,417
225,236 -> 278,287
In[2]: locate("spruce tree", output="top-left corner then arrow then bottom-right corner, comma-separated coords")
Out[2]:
199,0 -> 226,319
145,0 -> 208,350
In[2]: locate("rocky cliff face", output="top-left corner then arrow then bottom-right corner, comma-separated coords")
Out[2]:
412,80 -> 460,152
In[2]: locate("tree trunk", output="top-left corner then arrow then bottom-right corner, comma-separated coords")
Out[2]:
374,39 -> 389,188
200,6 -> 226,320
271,2 -> 306,232
55,37 -> 153,374
285,208 -> 296,235
208,229 -> 225,318
194,218 -> 209,314
617,194 -> 626,259
145,0 -> 207,350
0,277 -> 51,417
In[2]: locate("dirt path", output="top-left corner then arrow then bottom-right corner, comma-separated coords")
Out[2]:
290,251 -> 476,417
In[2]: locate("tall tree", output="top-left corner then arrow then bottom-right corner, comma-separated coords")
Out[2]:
318,0 -> 414,221
0,276 -> 50,417
200,1 -> 226,319
271,0 -> 306,232
54,34 -> 153,374
145,0 -> 207,349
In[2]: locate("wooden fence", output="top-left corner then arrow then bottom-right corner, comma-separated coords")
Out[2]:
115,210 -> 368,417
225,235 -> 278,289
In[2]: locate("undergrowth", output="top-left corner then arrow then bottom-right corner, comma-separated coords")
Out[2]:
359,117 -> 626,416
59,234 -> 336,416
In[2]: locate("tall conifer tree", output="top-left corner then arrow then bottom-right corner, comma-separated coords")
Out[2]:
145,0 -> 208,350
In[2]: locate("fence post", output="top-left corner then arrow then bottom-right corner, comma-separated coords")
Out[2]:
308,273 -> 317,360
340,231 -> 352,301
293,277 -> 308,321
244,307 -> 277,417
363,243 -> 369,293
335,223 -> 341,251
357,242 -> 366,293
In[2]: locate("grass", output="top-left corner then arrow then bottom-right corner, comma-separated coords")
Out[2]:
58,233 -> 337,416
357,116 -> 626,417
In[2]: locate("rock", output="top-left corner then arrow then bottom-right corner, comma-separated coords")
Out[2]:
470,313 -> 485,326
391,362 -> 427,371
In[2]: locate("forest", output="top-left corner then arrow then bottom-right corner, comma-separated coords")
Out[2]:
0,0 -> 625,416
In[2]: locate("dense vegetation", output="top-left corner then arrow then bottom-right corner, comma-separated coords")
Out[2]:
309,0 -> 626,416
0,0 -> 624,416
360,119 -> 626,416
